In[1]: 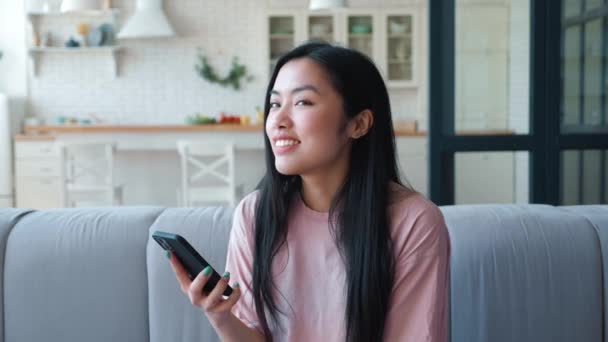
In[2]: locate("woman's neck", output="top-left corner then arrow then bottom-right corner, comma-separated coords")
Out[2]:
299,166 -> 348,213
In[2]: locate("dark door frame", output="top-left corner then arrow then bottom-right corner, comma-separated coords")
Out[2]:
429,0 -> 608,205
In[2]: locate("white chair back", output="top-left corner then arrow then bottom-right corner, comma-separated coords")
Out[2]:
61,142 -> 117,207
177,141 -> 237,207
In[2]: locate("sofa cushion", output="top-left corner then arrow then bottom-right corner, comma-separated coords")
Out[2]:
442,204 -> 602,342
4,207 -> 164,342
147,206 -> 234,342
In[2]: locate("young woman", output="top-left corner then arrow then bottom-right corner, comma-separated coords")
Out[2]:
168,41 -> 450,342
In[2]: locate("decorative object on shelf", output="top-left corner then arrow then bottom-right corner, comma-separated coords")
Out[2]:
60,0 -> 101,12
186,114 -> 216,125
195,50 -> 253,91
65,37 -> 80,47
309,0 -> 345,10
86,26 -> 104,46
255,107 -> 264,125
76,23 -> 89,46
53,115 -> 94,125
33,34 -> 41,47
118,0 -> 175,39
218,113 -> 243,124
40,32 -> 51,46
98,23 -> 115,45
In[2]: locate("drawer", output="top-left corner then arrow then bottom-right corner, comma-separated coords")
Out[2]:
15,160 -> 62,177
15,176 -> 64,209
15,141 -> 60,159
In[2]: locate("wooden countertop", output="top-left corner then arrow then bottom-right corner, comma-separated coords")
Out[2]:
18,121 -> 424,138
23,124 -> 265,134
16,123 -> 512,141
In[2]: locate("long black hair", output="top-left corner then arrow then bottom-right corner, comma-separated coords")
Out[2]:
253,41 -> 406,342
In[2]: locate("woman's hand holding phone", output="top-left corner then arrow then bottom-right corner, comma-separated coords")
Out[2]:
167,251 -> 241,323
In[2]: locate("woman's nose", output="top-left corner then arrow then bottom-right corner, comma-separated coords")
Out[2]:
271,106 -> 292,129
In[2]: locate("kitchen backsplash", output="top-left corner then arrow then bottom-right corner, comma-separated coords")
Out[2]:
27,0 -> 424,126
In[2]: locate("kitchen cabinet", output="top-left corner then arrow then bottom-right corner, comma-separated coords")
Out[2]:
268,14 -> 299,75
266,8 -> 419,88
14,140 -> 64,208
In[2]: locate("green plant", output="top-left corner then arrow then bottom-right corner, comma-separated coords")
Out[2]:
194,49 -> 253,90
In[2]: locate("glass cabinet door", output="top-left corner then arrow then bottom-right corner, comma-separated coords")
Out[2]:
386,15 -> 413,82
347,15 -> 374,58
307,15 -> 335,43
269,16 -> 295,75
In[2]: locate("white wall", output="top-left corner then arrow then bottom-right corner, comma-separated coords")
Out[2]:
0,0 -> 28,126
0,0 -> 28,207
25,0 -> 424,126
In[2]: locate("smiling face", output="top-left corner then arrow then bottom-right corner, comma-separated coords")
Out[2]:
265,58 -> 353,178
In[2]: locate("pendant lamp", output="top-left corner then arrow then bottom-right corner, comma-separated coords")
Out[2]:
60,0 -> 102,12
309,0 -> 346,10
118,0 -> 175,38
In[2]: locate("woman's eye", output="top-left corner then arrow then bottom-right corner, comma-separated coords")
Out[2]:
295,100 -> 312,106
269,102 -> 280,108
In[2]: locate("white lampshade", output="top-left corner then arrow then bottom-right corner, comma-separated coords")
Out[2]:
117,0 -> 175,39
309,0 -> 346,10
60,0 -> 101,12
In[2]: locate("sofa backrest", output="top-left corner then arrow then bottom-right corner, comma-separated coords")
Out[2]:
0,204 -> 606,342
3,207 -> 164,342
146,207 -> 233,342
442,205 -> 604,342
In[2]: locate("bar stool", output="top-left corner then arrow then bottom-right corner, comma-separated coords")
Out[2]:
177,140 -> 239,207
61,142 -> 123,207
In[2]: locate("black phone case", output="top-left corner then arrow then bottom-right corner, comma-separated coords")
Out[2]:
152,231 -> 233,297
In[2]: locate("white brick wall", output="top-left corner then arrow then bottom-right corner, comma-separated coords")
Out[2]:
27,0 -> 424,126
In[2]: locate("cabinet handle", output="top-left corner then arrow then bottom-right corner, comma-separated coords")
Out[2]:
40,167 -> 52,173
39,179 -> 53,185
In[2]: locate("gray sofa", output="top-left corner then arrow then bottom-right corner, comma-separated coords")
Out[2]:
0,204 -> 606,342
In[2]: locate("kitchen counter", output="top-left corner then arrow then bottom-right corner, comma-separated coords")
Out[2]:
22,124 -> 265,134
20,121 -> 423,136
15,122 -> 515,142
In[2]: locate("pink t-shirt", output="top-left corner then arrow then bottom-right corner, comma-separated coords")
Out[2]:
225,185 -> 450,341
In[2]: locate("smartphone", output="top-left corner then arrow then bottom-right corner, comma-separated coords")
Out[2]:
152,230 -> 233,297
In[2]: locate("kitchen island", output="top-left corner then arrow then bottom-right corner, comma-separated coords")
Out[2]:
13,122 -> 428,208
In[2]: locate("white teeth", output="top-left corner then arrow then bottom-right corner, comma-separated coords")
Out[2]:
275,139 -> 300,147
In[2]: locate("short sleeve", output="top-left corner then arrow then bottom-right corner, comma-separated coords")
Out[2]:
384,201 -> 451,342
225,192 -> 264,334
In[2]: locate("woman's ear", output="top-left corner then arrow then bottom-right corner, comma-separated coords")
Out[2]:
348,109 -> 374,139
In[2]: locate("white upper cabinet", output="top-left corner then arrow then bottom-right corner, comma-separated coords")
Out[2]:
266,8 -> 419,88
344,12 -> 378,60
382,10 -> 417,87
